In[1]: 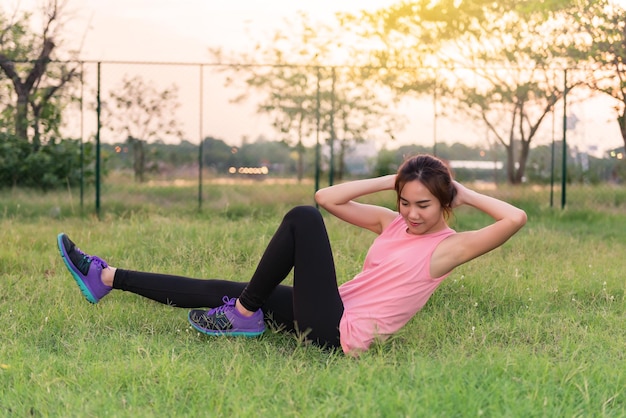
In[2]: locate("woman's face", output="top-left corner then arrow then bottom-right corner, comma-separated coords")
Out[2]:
398,180 -> 447,235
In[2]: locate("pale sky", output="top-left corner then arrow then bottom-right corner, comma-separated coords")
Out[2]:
69,0 -> 397,62
5,0 -> 625,155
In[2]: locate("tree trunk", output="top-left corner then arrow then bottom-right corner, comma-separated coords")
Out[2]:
129,137 -> 146,182
15,92 -> 29,142
514,140 -> 531,184
296,139 -> 304,182
295,122 -> 304,182
0,37 -> 56,143
336,140 -> 347,181
619,111 -> 626,155
505,142 -> 516,184
31,104 -> 42,151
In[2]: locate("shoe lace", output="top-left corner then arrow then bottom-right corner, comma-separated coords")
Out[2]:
206,296 -> 236,316
75,248 -> 108,272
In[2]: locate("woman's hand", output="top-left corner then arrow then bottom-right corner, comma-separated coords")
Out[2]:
451,180 -> 471,208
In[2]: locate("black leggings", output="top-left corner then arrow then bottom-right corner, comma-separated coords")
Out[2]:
113,206 -> 344,348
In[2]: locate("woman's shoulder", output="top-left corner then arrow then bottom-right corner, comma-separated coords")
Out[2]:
380,213 -> 404,232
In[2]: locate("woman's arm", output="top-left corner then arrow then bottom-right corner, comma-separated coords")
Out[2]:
314,175 -> 398,234
430,181 -> 527,277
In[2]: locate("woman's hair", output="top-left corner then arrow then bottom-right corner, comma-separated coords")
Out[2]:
394,154 -> 456,219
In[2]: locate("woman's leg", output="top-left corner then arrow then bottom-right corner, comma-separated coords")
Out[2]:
237,205 -> 344,348
112,269 -> 298,329
113,270 -> 247,308
59,206 -> 344,348
58,232 -> 297,326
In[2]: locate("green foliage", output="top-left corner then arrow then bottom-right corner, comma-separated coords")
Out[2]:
0,3 -> 81,144
233,138 -> 293,168
337,0 -> 626,185
0,133 -> 94,190
201,137 -> 235,170
0,133 -> 30,187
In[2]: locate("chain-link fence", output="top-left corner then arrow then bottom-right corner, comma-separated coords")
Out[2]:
4,60 -> 625,214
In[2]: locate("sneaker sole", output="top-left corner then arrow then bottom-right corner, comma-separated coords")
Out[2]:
187,312 -> 265,337
57,233 -> 99,304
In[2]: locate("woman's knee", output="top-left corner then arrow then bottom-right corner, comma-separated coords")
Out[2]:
284,205 -> 322,224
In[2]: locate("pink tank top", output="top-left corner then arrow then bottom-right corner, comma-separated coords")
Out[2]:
338,215 -> 455,354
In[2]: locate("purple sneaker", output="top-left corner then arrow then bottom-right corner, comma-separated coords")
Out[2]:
188,296 -> 265,337
57,233 -> 111,304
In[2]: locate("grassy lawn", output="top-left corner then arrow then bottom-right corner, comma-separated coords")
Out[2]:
1,180 -> 625,417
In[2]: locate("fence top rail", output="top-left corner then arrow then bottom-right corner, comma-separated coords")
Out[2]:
0,57 -> 591,72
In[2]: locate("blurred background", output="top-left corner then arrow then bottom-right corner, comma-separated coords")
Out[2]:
2,0 -> 625,209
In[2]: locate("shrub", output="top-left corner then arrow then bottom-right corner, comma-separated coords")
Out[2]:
0,133 -> 95,190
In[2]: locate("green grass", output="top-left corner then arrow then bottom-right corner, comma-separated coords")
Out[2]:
1,180 -> 625,417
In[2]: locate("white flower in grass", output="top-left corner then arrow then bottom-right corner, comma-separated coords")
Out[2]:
469,326 -> 476,338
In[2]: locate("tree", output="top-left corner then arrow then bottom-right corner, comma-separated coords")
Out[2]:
319,66 -> 403,181
201,136 -> 235,173
340,0 -> 577,184
0,0 -> 80,148
337,0 -> 519,94
103,75 -> 183,182
0,0 -> 92,190
438,4 -> 575,184
211,12 -> 402,183
567,0 -> 626,171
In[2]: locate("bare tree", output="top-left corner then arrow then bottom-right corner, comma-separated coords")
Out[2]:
103,75 -> 183,182
0,0 -> 81,149
211,12 -> 402,182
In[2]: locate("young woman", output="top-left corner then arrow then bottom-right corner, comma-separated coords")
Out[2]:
57,154 -> 526,355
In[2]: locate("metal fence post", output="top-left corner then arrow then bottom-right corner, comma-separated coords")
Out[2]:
95,61 -> 101,219
80,61 -> 84,211
329,67 -> 336,186
315,66 -> 321,197
198,63 -> 204,211
561,68 -> 567,209
433,78 -> 438,157
550,105 -> 556,208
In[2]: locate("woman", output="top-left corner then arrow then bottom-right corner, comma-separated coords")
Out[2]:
57,154 -> 526,355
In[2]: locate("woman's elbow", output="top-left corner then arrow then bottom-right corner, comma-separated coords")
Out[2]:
314,189 -> 328,208
514,208 -> 528,229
